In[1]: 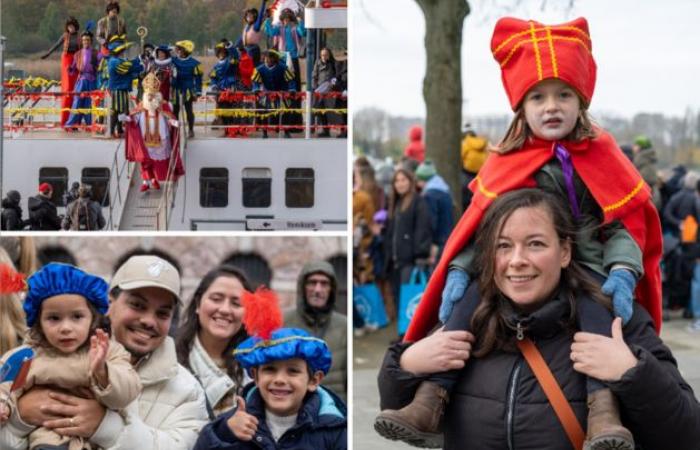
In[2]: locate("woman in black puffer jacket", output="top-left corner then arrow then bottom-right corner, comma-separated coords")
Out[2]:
377,189 -> 700,450
383,167 -> 432,335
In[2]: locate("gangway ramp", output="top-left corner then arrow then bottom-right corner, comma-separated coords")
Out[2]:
118,164 -> 172,231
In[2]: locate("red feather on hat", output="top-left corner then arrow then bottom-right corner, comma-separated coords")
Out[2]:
241,287 -> 283,340
0,264 -> 27,294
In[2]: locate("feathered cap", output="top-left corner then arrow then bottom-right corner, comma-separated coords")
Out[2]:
175,40 -> 195,55
156,44 -> 171,56
233,287 -> 332,376
24,263 -> 109,327
107,34 -> 132,55
491,17 -> 596,110
0,264 -> 27,294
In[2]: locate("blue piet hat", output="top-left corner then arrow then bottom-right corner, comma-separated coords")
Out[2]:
235,327 -> 332,376
24,263 -> 109,327
232,288 -> 333,376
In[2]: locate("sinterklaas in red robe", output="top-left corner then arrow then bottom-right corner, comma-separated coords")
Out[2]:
125,104 -> 185,182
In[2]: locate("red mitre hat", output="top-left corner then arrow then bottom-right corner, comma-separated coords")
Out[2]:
491,17 -> 596,110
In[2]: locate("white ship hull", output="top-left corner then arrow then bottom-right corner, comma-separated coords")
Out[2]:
2,133 -> 347,231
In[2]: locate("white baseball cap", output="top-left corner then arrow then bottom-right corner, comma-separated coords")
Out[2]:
110,255 -> 181,303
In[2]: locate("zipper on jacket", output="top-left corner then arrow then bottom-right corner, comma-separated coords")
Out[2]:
506,357 -> 523,450
515,322 -> 524,341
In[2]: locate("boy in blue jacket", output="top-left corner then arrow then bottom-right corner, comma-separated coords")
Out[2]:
194,289 -> 347,450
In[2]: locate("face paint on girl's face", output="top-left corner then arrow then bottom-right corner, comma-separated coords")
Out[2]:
523,78 -> 581,141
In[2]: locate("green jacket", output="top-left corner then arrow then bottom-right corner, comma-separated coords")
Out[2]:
283,261 -> 347,401
451,158 -> 643,278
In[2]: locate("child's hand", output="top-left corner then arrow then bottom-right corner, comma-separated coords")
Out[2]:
439,269 -> 470,324
227,397 -> 258,441
601,269 -> 636,325
0,402 -> 9,424
89,329 -> 110,388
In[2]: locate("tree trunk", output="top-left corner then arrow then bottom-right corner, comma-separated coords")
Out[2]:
414,0 -> 470,211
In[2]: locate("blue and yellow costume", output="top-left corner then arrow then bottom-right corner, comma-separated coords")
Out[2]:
209,44 -> 240,91
210,43 -> 243,133
172,40 -> 202,137
251,58 -> 295,137
106,35 -> 143,136
172,56 -> 203,102
251,60 -> 295,92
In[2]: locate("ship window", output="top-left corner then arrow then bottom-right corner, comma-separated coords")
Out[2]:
242,168 -> 271,208
39,167 -> 68,206
82,168 -> 110,207
285,168 -> 314,208
200,168 -> 229,207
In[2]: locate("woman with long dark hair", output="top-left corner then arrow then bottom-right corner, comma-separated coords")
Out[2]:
383,168 -> 432,332
377,189 -> 700,449
175,265 -> 250,417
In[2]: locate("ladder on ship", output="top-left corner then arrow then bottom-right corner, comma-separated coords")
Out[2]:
117,166 -> 174,231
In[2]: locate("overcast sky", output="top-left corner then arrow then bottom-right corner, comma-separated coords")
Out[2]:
352,0 -> 700,119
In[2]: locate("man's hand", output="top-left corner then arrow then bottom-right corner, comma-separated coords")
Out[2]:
571,317 -> 638,382
17,387 -> 63,426
227,397 -> 258,441
40,392 -> 106,438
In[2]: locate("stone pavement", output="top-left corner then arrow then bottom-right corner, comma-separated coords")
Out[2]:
352,316 -> 700,448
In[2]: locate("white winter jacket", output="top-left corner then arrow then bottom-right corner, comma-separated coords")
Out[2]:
0,337 -> 209,450
188,335 -> 238,415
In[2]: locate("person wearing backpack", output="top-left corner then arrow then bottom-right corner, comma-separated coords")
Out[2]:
28,183 -> 62,231
62,184 -> 106,231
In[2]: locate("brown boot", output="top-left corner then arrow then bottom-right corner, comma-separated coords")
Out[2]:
374,381 -> 446,448
583,388 -> 634,450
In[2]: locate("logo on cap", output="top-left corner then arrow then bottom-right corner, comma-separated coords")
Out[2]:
148,261 -> 165,277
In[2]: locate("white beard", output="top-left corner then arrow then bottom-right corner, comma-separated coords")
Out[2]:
142,93 -> 162,114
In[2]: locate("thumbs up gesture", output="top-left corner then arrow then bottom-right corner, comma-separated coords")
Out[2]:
570,317 -> 639,381
227,396 -> 259,441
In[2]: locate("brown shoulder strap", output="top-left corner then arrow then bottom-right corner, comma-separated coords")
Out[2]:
516,338 -> 585,450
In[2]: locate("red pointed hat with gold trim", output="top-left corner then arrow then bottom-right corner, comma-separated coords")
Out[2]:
491,17 -> 596,110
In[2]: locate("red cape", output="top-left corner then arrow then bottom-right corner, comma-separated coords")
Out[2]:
125,106 -> 185,182
404,131 -> 663,341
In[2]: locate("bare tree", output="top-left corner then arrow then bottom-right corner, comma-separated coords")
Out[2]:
414,0 -> 470,209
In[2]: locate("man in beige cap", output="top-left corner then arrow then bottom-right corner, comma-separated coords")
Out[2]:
1,255 -> 208,450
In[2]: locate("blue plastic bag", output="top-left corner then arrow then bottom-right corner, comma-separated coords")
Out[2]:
353,283 -> 389,329
398,268 -> 428,335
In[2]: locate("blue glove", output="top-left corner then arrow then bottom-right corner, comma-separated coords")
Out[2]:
601,269 -> 636,325
438,269 -> 470,324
